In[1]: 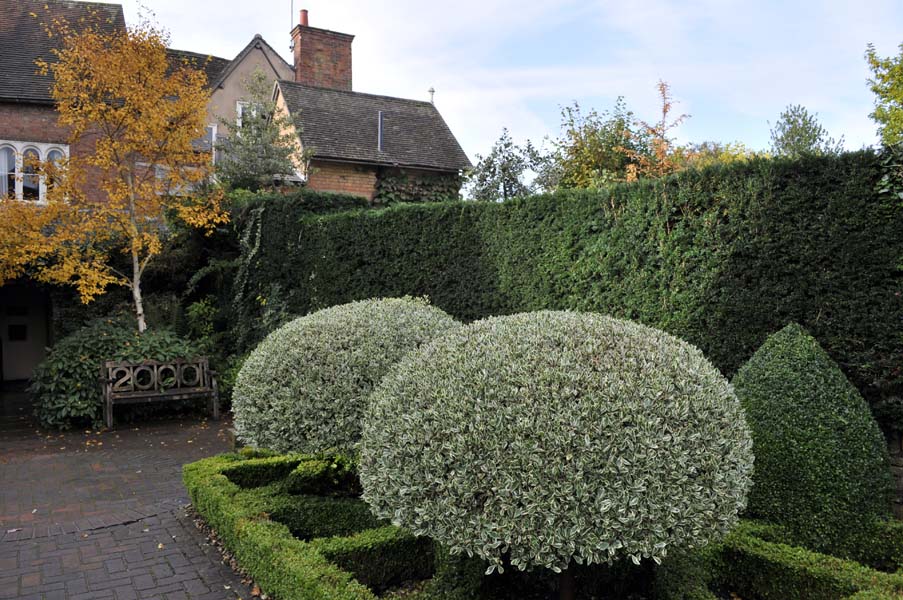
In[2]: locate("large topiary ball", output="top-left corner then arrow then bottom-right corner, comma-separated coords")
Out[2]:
233,297 -> 460,454
31,317 -> 198,429
732,323 -> 892,558
360,311 -> 754,573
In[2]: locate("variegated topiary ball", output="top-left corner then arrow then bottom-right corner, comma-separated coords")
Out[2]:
361,311 -> 754,574
233,297 -> 460,454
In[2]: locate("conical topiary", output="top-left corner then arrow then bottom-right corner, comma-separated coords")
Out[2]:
732,323 -> 892,558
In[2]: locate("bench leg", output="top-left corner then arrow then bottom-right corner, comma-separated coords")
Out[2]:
104,398 -> 113,429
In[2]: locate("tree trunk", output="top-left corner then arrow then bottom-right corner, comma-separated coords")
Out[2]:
131,248 -> 147,333
125,171 -> 147,333
559,568 -> 576,600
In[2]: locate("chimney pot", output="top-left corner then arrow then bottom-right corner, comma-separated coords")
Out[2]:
299,9 -> 309,27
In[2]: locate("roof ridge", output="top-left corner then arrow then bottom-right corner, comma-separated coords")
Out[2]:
278,80 -> 436,108
208,34 -> 292,90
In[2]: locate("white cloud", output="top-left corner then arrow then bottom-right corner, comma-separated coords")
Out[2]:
114,0 -> 903,157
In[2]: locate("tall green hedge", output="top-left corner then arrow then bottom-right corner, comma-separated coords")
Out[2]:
232,153 -> 903,424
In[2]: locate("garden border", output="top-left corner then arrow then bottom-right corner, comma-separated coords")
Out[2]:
185,452 -> 903,600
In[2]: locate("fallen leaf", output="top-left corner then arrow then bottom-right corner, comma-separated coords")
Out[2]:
157,543 -> 164,550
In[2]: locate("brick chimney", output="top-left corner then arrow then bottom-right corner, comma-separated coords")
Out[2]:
291,9 -> 354,91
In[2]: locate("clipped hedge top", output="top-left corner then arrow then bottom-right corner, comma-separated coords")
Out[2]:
732,323 -> 893,559
232,297 -> 460,454
361,311 -> 754,573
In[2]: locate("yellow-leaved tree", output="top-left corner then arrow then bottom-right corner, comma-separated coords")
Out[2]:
0,13 -> 227,332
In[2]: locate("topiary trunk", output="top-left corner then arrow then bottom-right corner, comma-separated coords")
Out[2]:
559,568 -> 576,600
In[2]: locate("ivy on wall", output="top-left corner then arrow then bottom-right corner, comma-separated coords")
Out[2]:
373,168 -> 463,204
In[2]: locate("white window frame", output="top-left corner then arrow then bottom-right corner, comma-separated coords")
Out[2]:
235,101 -> 249,129
0,140 -> 70,204
207,123 -> 218,166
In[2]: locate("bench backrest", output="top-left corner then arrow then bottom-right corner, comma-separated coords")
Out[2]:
104,358 -> 213,397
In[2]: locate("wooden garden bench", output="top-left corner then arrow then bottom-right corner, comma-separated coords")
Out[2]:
101,357 -> 219,428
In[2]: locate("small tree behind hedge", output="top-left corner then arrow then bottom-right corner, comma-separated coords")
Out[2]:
732,323 -> 893,559
360,311 -> 754,599
232,297 -> 460,454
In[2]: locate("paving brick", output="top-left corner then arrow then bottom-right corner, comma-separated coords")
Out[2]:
1,418 -> 252,599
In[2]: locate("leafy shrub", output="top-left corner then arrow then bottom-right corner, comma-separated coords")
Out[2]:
232,297 -> 460,454
31,317 -> 197,429
360,311 -> 754,574
731,323 -> 893,558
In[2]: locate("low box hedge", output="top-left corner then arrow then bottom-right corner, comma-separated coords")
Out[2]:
270,495 -> 384,540
655,522 -> 903,600
285,455 -> 361,497
311,526 -> 434,593
220,454 -> 305,488
186,453 -> 903,600
183,454 -> 431,600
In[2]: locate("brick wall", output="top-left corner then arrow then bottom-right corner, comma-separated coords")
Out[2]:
291,25 -> 354,91
307,160 -> 376,199
0,102 -> 104,201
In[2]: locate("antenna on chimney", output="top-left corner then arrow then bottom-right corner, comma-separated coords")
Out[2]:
428,87 -> 435,104
289,0 -> 294,51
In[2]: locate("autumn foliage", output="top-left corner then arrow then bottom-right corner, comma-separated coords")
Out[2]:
0,13 -> 227,331
620,80 -> 690,181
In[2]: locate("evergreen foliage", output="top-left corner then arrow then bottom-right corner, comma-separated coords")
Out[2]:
230,153 -> 903,427
232,297 -> 460,454
732,324 -> 893,558
360,311 -> 754,574
31,317 -> 197,429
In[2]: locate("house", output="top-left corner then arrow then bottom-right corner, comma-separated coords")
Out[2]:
275,11 -> 472,200
0,0 -> 129,382
0,1 -> 471,382
0,0 -> 294,382
169,36 -> 295,153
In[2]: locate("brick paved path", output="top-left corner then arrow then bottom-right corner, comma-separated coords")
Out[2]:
0,409 -> 251,600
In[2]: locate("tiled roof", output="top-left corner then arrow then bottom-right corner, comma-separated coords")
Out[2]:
279,81 -> 471,172
0,0 -> 126,103
166,49 -> 232,89
206,34 -> 293,91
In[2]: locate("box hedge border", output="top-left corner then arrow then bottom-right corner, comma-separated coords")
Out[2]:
183,454 -> 430,600
186,453 -> 903,600
655,522 -> 903,600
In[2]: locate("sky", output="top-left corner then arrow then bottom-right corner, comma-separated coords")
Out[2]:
114,0 -> 903,162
